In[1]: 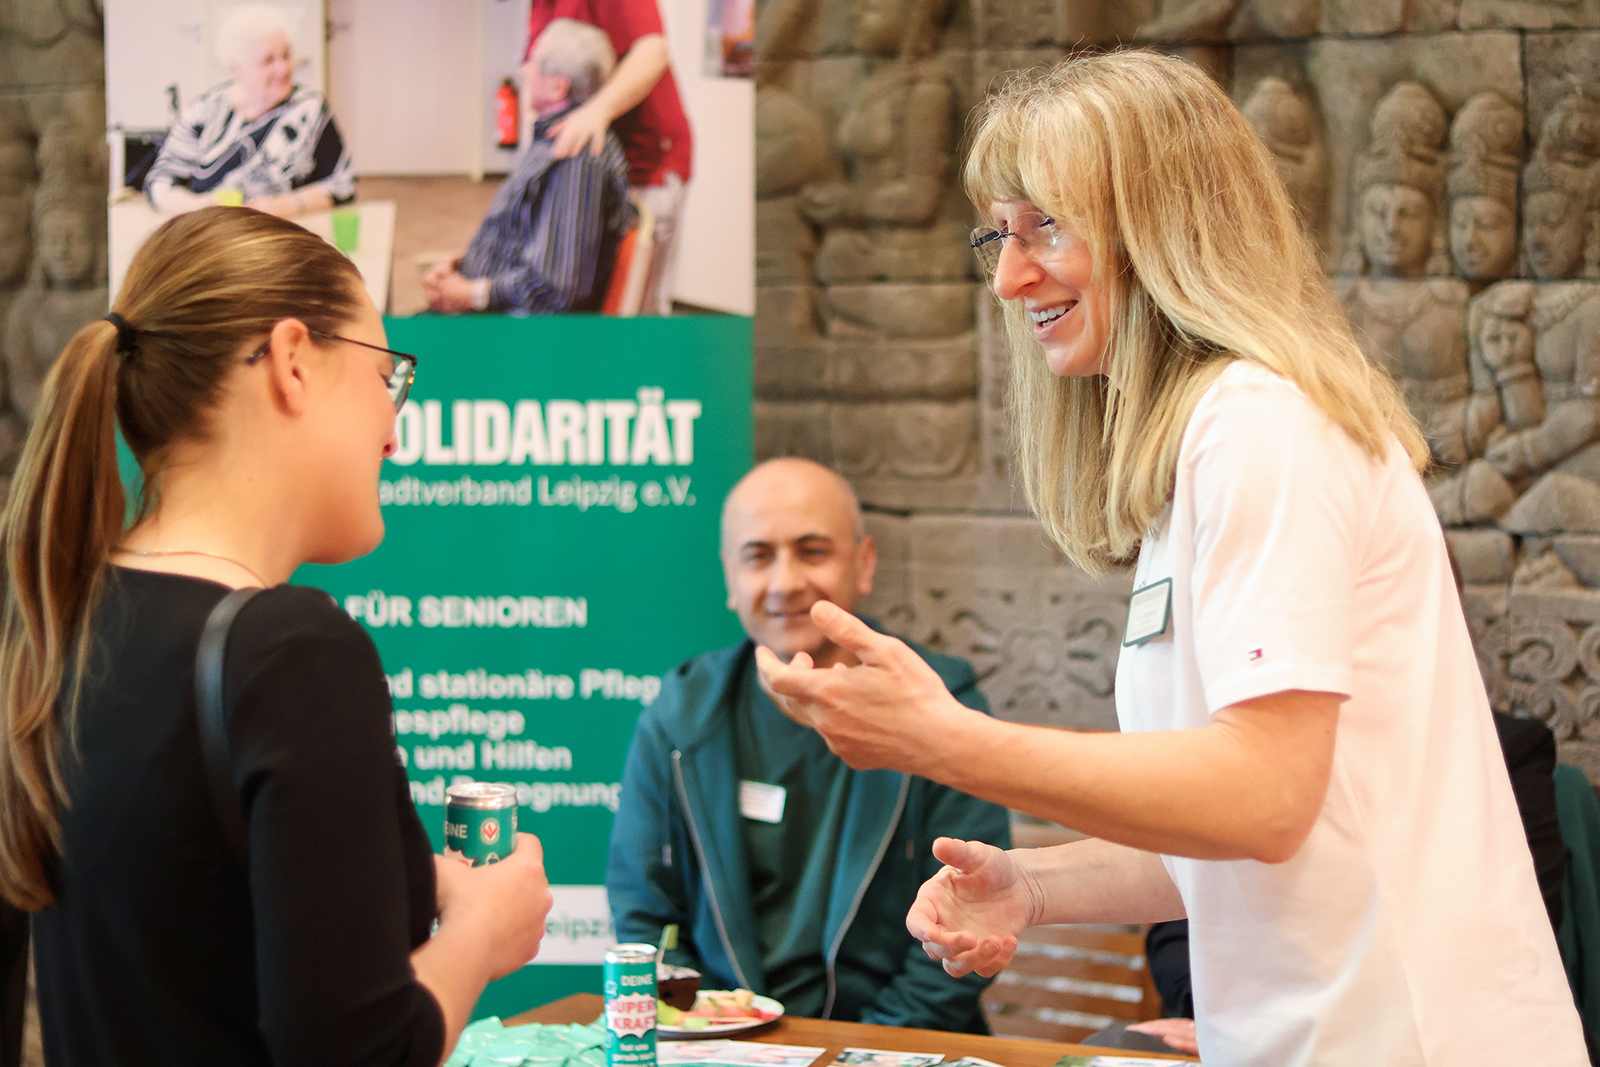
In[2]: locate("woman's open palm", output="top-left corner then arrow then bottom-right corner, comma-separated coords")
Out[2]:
905,837 -> 1037,978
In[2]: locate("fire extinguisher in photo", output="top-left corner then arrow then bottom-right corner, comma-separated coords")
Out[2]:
496,77 -> 519,150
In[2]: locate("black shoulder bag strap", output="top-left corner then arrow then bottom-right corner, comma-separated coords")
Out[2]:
195,587 -> 262,867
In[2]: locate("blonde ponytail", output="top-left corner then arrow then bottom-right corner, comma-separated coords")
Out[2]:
0,322 -> 125,908
0,207 -> 366,907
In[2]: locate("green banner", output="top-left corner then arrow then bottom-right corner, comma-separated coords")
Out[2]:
299,314 -> 752,1018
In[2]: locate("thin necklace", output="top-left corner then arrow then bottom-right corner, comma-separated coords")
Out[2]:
119,548 -> 271,588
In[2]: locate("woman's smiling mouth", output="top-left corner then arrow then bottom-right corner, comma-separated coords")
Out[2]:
1031,302 -> 1075,328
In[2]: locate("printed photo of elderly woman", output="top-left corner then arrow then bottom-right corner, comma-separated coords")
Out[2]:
143,3 -> 354,219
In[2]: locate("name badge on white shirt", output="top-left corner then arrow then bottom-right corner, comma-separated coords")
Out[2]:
1123,578 -> 1172,647
739,780 -> 786,823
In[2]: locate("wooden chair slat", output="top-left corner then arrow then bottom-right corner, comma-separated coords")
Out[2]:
986,983 -> 1153,1021
984,922 -> 1165,1041
1000,952 -> 1150,986
1018,925 -> 1147,954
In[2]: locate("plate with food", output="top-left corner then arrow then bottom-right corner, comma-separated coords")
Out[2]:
657,988 -> 784,1038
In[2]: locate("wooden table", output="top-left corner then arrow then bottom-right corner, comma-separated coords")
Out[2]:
507,994 -> 1194,1065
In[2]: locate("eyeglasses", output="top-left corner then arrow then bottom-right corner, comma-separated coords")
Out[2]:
246,330 -> 419,410
970,211 -> 1065,275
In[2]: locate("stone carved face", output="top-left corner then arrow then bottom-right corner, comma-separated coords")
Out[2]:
1524,190 -> 1584,280
1450,195 -> 1516,280
1359,182 -> 1432,276
37,207 -> 94,286
1478,315 -> 1533,374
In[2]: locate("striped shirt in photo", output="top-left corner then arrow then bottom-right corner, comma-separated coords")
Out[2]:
460,106 -> 635,314
145,83 -> 356,206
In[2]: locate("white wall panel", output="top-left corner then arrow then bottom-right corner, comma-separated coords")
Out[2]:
326,0 -> 478,175
660,0 -> 753,315
108,0 -> 326,132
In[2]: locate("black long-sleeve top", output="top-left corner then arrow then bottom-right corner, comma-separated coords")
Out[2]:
33,568 -> 443,1066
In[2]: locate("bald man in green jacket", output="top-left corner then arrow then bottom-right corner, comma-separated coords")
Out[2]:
606,459 -> 1011,1031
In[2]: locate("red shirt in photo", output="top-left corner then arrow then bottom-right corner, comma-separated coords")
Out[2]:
526,0 -> 694,187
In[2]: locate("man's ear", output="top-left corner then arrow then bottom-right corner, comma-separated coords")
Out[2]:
722,552 -> 739,613
856,534 -> 878,597
261,317 -> 313,416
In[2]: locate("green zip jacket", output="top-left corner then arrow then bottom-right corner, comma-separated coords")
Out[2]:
605,628 -> 1011,1032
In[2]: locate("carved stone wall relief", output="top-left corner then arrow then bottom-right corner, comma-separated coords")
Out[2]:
1335,277 -> 1471,462
1303,34 -> 1524,276
970,0 -> 1153,48
1242,75 -> 1329,255
1464,586 -> 1600,779
907,515 -> 1130,730
1522,94 -> 1600,279
4,186 -> 107,420
1136,0 -> 1319,42
1428,281 -> 1600,527
5,6 -> 103,1056
859,511 -> 916,634
1448,92 -> 1523,281
1342,82 -> 1451,277
1321,0 -> 1459,35
858,511 -> 1130,726
0,1 -> 105,514
755,0 -> 996,508
1462,0 -> 1600,30
750,1 -> 1600,781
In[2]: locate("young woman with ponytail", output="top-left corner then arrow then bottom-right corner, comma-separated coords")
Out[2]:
0,206 -> 552,1065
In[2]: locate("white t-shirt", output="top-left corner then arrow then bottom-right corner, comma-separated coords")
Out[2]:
1115,362 -> 1586,1066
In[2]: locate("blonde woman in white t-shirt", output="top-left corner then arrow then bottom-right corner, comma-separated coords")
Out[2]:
755,52 -> 1588,1066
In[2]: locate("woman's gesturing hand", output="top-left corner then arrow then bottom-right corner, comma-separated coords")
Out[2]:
905,837 -> 1040,978
433,833 -> 554,978
753,601 -> 973,773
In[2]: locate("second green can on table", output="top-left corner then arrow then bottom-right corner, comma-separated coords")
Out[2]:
604,943 -> 657,1067
444,782 -> 518,865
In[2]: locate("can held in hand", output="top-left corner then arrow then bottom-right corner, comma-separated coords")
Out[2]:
444,782 -> 518,866
604,943 -> 658,1067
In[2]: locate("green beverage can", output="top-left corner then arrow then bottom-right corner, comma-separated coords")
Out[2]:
444,783 -> 517,866
603,943 -> 657,1067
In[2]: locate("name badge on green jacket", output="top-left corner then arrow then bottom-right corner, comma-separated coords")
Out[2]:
739,780 -> 786,823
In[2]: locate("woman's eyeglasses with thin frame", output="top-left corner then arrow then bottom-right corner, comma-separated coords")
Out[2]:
246,330 -> 419,410
970,211 -> 1065,275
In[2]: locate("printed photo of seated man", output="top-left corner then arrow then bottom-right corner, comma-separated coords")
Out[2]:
423,18 -> 635,315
